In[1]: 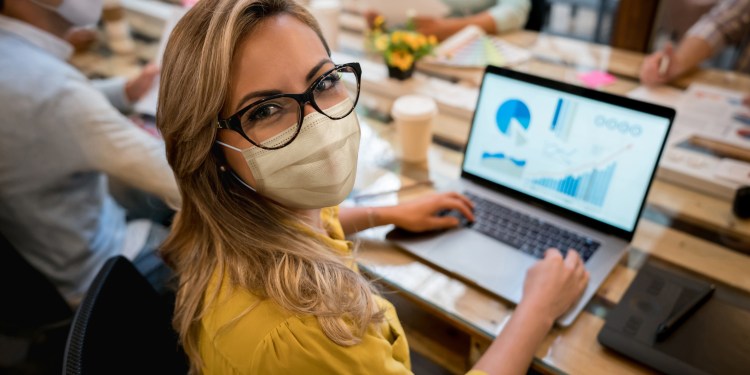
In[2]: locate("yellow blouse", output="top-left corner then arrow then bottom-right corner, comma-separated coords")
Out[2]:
199,206 -> 487,375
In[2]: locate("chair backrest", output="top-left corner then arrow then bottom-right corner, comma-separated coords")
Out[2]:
524,0 -> 550,31
63,255 -> 188,375
0,232 -> 72,335
0,232 -> 73,373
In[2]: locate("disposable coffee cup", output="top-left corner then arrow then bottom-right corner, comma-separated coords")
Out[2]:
391,95 -> 437,163
307,0 -> 341,51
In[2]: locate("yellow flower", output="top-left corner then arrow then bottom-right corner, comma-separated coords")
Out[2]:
373,15 -> 385,29
404,33 -> 418,50
391,31 -> 402,44
389,50 -> 414,71
374,34 -> 389,52
428,35 -> 438,46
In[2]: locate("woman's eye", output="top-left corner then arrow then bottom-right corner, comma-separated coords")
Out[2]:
315,73 -> 341,92
247,104 -> 281,121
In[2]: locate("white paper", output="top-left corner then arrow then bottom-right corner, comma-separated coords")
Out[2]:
421,25 -> 532,68
675,83 -> 750,150
133,8 -> 187,117
714,158 -> 750,185
360,0 -> 450,26
626,85 -> 683,109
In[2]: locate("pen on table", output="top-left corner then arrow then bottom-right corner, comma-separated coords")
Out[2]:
658,54 -> 670,77
655,284 -> 715,342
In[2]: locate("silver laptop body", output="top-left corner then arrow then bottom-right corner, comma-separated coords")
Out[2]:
391,66 -> 674,327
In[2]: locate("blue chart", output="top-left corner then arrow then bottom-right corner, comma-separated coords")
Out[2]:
481,152 -> 526,177
532,163 -> 616,207
550,98 -> 575,141
496,99 -> 531,135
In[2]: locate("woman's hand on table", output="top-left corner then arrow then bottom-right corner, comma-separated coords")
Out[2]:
378,192 -> 475,232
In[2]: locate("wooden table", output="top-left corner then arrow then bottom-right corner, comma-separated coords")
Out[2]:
337,29 -> 750,374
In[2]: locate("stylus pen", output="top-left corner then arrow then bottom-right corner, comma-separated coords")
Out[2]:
658,55 -> 670,77
655,284 -> 715,342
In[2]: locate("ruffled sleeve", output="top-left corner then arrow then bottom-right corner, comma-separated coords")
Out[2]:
251,300 -> 411,374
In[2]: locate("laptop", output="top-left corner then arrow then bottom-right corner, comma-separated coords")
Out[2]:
389,66 -> 675,326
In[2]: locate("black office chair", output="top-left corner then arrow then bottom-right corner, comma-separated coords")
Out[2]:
0,232 -> 73,374
62,256 -> 188,375
525,0 -> 550,32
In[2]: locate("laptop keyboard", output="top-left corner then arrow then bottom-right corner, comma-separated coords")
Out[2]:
460,192 -> 600,262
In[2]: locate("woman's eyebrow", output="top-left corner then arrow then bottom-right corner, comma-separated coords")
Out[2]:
305,58 -> 333,82
235,89 -> 283,113
234,59 -> 333,113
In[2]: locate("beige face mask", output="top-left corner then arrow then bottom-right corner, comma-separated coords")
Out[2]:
217,99 -> 361,209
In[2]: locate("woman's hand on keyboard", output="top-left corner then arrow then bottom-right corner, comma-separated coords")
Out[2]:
519,248 -> 590,325
380,192 -> 475,232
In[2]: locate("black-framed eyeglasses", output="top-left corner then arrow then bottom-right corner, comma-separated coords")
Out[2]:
217,62 -> 362,150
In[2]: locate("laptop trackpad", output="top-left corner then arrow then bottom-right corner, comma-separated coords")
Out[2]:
430,230 -> 532,302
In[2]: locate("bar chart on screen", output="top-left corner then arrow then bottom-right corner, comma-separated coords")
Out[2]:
526,143 -> 633,208
531,163 -> 616,207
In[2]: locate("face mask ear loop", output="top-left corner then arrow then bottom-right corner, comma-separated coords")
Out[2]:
215,140 -> 243,152
214,141 -> 258,192
229,170 -> 257,193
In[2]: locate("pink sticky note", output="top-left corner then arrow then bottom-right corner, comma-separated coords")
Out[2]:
577,71 -> 616,89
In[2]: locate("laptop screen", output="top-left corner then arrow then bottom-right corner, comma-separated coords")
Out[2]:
463,69 -> 671,233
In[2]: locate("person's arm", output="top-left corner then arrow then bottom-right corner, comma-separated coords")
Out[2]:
90,63 -> 159,113
90,77 -> 132,113
414,0 -> 530,41
640,38 -> 714,85
338,192 -> 475,235
640,0 -> 750,85
57,78 -> 181,209
472,249 -> 589,375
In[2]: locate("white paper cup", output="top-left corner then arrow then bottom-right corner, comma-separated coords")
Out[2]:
307,0 -> 341,51
391,95 -> 437,163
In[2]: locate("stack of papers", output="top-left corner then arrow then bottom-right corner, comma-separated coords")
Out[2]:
421,25 -> 532,68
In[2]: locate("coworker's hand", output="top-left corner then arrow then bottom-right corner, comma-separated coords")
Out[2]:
413,16 -> 458,42
743,95 -> 750,108
640,43 -> 678,86
65,27 -> 97,53
125,63 -> 160,103
381,192 -> 474,232
519,249 -> 589,324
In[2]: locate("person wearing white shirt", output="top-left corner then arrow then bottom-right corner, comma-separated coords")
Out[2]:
0,0 -> 180,304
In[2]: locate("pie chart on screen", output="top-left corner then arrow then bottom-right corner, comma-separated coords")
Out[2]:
496,99 -> 531,135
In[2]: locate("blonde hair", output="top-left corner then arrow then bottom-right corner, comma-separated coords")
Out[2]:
156,0 -> 382,372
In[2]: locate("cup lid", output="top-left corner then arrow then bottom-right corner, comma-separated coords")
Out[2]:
391,95 -> 437,121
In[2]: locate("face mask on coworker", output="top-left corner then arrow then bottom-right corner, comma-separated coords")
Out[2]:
31,0 -> 104,27
217,99 -> 361,210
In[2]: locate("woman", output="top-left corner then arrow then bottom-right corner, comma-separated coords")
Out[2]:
157,0 -> 589,373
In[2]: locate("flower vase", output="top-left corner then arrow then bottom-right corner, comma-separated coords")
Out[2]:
387,64 -> 415,81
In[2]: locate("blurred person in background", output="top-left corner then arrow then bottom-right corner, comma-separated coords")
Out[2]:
0,0 -> 180,305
